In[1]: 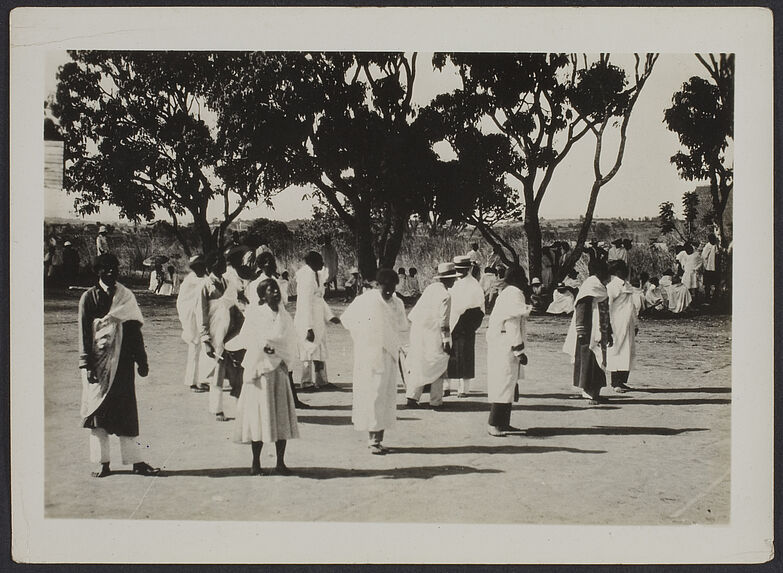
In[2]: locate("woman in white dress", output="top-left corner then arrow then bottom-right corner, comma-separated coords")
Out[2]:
486,266 -> 531,437
225,279 -> 299,475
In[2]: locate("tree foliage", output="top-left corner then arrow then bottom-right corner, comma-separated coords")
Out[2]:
51,51 -> 293,255
663,53 -> 733,244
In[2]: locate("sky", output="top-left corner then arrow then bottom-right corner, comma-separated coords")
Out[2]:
44,51 -> 712,223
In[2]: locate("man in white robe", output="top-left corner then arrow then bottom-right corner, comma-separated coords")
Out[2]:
701,234 -> 719,301
342,269 -> 408,454
176,254 -> 208,391
445,255 -> 486,397
486,266 -> 531,436
606,261 -> 637,393
404,262 -> 459,409
294,251 -> 340,390
682,243 -> 704,300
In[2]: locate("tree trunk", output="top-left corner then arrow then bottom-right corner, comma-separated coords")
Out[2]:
558,181 -> 602,281
354,205 -> 378,280
192,214 -> 216,255
524,206 -> 543,279
378,208 -> 407,271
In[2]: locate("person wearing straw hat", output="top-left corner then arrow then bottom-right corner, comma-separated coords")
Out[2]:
96,225 -> 110,256
445,255 -> 486,398
177,254 -> 208,392
404,262 -> 459,409
344,266 -> 362,302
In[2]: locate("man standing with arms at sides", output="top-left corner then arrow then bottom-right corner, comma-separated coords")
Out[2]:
445,255 -> 486,398
701,234 -> 719,302
177,254 -> 208,393
404,262 -> 460,409
96,225 -> 110,255
78,254 -> 159,478
196,252 -> 236,421
342,269 -> 409,455
295,251 -> 341,391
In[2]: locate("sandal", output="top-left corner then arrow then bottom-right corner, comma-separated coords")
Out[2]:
91,463 -> 111,478
190,384 -> 207,393
215,412 -> 227,422
369,444 -> 386,455
132,462 -> 160,476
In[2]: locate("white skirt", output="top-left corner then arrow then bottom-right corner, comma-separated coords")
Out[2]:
234,365 -> 299,443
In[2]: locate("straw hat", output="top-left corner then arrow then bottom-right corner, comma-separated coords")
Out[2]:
531,277 -> 542,286
452,255 -> 472,268
436,262 -> 460,279
98,226 -> 107,233
63,241 -> 72,247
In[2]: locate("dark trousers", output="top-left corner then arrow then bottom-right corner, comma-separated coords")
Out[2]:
611,371 -> 630,387
488,403 -> 512,427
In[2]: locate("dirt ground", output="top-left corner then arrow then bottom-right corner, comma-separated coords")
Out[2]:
43,287 -> 731,524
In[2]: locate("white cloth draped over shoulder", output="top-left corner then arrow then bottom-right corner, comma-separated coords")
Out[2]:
667,283 -> 692,313
449,274 -> 486,330
406,281 -> 451,391
80,283 -> 144,420
606,276 -> 637,372
176,272 -> 205,344
546,290 -> 575,314
226,304 -> 298,380
562,276 -> 608,365
294,266 -> 334,361
246,273 -> 281,309
341,289 -> 408,432
486,285 -> 531,403
682,251 -> 704,289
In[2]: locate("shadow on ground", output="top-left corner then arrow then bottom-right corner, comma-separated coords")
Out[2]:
158,465 -> 504,480
389,445 -> 606,455
524,426 -> 709,437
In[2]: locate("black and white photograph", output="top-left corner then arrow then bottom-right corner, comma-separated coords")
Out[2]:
10,6 -> 773,564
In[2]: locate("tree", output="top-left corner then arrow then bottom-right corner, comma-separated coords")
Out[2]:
559,54 -> 659,279
432,53 -> 598,276
663,53 -> 733,245
282,52 -> 446,278
51,51 -> 289,255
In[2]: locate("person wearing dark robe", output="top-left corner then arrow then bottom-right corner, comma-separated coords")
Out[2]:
62,240 -> 80,285
78,254 -> 159,478
445,255 -> 486,398
562,259 -> 613,405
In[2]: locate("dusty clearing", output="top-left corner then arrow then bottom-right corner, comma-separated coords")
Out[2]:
44,288 -> 731,524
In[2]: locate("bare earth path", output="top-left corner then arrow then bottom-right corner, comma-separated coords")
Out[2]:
44,288 -> 731,524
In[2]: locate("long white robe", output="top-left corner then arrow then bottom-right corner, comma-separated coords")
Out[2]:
176,272 -> 205,344
405,281 -> 451,391
486,286 -> 530,403
667,283 -> 692,313
341,290 -> 408,432
562,275 -> 608,365
294,266 -> 334,362
606,276 -> 637,372
546,290 -> 575,314
644,284 -> 664,309
449,274 -> 486,330
682,251 -> 704,289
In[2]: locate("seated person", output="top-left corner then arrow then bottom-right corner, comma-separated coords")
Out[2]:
546,282 -> 575,315
658,269 -> 674,308
562,269 -> 581,296
407,267 -> 422,301
644,277 -> 666,313
344,267 -> 363,302
530,277 -> 550,314
667,275 -> 692,314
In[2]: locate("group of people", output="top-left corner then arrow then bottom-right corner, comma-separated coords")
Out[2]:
77,230 -> 723,479
148,263 -> 180,296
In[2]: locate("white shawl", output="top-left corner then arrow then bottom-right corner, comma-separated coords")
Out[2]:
341,289 -> 408,362
449,274 -> 486,330
81,283 -> 144,419
562,275 -> 608,363
176,272 -> 205,344
225,304 -> 297,379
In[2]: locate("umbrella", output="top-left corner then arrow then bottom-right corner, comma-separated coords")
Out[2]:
143,255 -> 169,267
